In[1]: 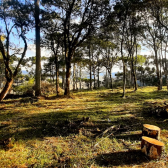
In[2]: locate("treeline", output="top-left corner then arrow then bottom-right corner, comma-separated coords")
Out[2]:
0,0 -> 168,100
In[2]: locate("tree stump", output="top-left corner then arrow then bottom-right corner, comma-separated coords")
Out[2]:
141,136 -> 164,159
142,124 -> 160,140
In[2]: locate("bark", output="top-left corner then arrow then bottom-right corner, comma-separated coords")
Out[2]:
89,45 -> 92,90
141,136 -> 164,159
75,68 -> 78,90
122,61 -> 126,98
109,69 -> 113,90
97,64 -> 100,88
35,0 -> 41,96
154,48 -> 161,90
93,68 -> 96,89
0,79 -> 13,101
165,42 -> 168,91
131,59 -> 138,91
64,49 -> 74,96
73,63 -> 76,90
56,57 -> 59,96
79,64 -> 82,90
64,60 -> 71,96
142,124 -> 160,140
61,66 -> 65,89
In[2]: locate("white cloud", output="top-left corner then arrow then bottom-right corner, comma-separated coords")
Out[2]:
26,44 -> 51,58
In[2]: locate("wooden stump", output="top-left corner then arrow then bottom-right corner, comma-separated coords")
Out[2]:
142,124 -> 160,140
141,136 -> 164,159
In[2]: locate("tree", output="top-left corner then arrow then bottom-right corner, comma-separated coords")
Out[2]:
0,1 -> 30,101
42,0 -> 110,96
141,10 -> 165,90
35,0 -> 41,96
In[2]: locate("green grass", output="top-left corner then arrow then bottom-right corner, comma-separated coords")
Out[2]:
0,86 -> 168,167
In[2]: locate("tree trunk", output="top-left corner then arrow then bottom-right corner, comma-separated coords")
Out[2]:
122,61 -> 126,98
93,68 -> 96,89
62,66 -> 65,89
73,63 -> 76,90
142,124 -> 160,140
64,61 -> 71,96
0,79 -> 13,101
97,64 -> 100,88
56,58 -> 59,96
64,50 -> 73,96
164,42 -> 168,91
35,0 -> 41,96
109,69 -> 113,90
141,136 -> 164,159
80,64 -> 82,90
89,45 -> 92,90
75,68 -> 78,90
154,48 -> 161,90
131,60 -> 138,91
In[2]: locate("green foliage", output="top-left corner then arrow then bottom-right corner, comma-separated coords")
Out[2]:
14,78 -> 34,94
136,55 -> 146,66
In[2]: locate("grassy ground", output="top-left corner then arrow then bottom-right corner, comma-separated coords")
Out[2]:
0,86 -> 168,168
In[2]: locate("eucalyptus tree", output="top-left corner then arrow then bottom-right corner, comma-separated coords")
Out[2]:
42,0 -> 111,96
141,10 -> 165,90
145,0 -> 168,31
0,0 -> 31,101
34,0 -> 41,96
110,0 -> 131,97
97,33 -> 118,89
42,31 -> 64,95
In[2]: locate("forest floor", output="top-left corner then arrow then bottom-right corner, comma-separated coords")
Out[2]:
0,86 -> 168,168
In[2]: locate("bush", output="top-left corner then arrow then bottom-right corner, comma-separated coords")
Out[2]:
13,78 -> 35,95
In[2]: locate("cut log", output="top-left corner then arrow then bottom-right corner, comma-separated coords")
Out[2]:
142,124 -> 160,140
141,136 -> 164,159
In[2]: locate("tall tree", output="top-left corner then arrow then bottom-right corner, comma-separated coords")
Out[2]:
0,1 -> 29,101
42,0 -> 110,96
35,0 -> 41,96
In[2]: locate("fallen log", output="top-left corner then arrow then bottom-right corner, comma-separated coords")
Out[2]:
141,136 -> 164,159
96,125 -> 119,138
142,124 -> 160,140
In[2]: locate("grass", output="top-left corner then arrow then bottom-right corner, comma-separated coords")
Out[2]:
0,86 -> 168,167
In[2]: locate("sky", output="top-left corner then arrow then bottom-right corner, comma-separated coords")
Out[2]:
21,39 -> 153,79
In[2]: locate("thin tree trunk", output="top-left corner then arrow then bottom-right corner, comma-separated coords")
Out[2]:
154,48 -> 161,90
56,58 -> 59,96
89,45 -> 92,90
35,0 -> 41,96
93,68 -> 96,89
98,64 -> 100,88
131,59 -> 137,91
64,61 -> 71,96
80,64 -> 82,90
122,61 -> 126,98
75,68 -> 78,90
109,68 -> 113,90
62,66 -> 65,89
165,42 -> 168,91
73,63 -> 76,90
0,79 -> 13,101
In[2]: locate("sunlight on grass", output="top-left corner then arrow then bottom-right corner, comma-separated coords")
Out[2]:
0,86 -> 168,167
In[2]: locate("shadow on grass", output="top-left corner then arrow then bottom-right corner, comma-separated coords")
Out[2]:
95,150 -> 148,167
113,133 -> 142,141
0,105 -> 144,142
98,90 -> 168,104
1,89 -> 168,143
